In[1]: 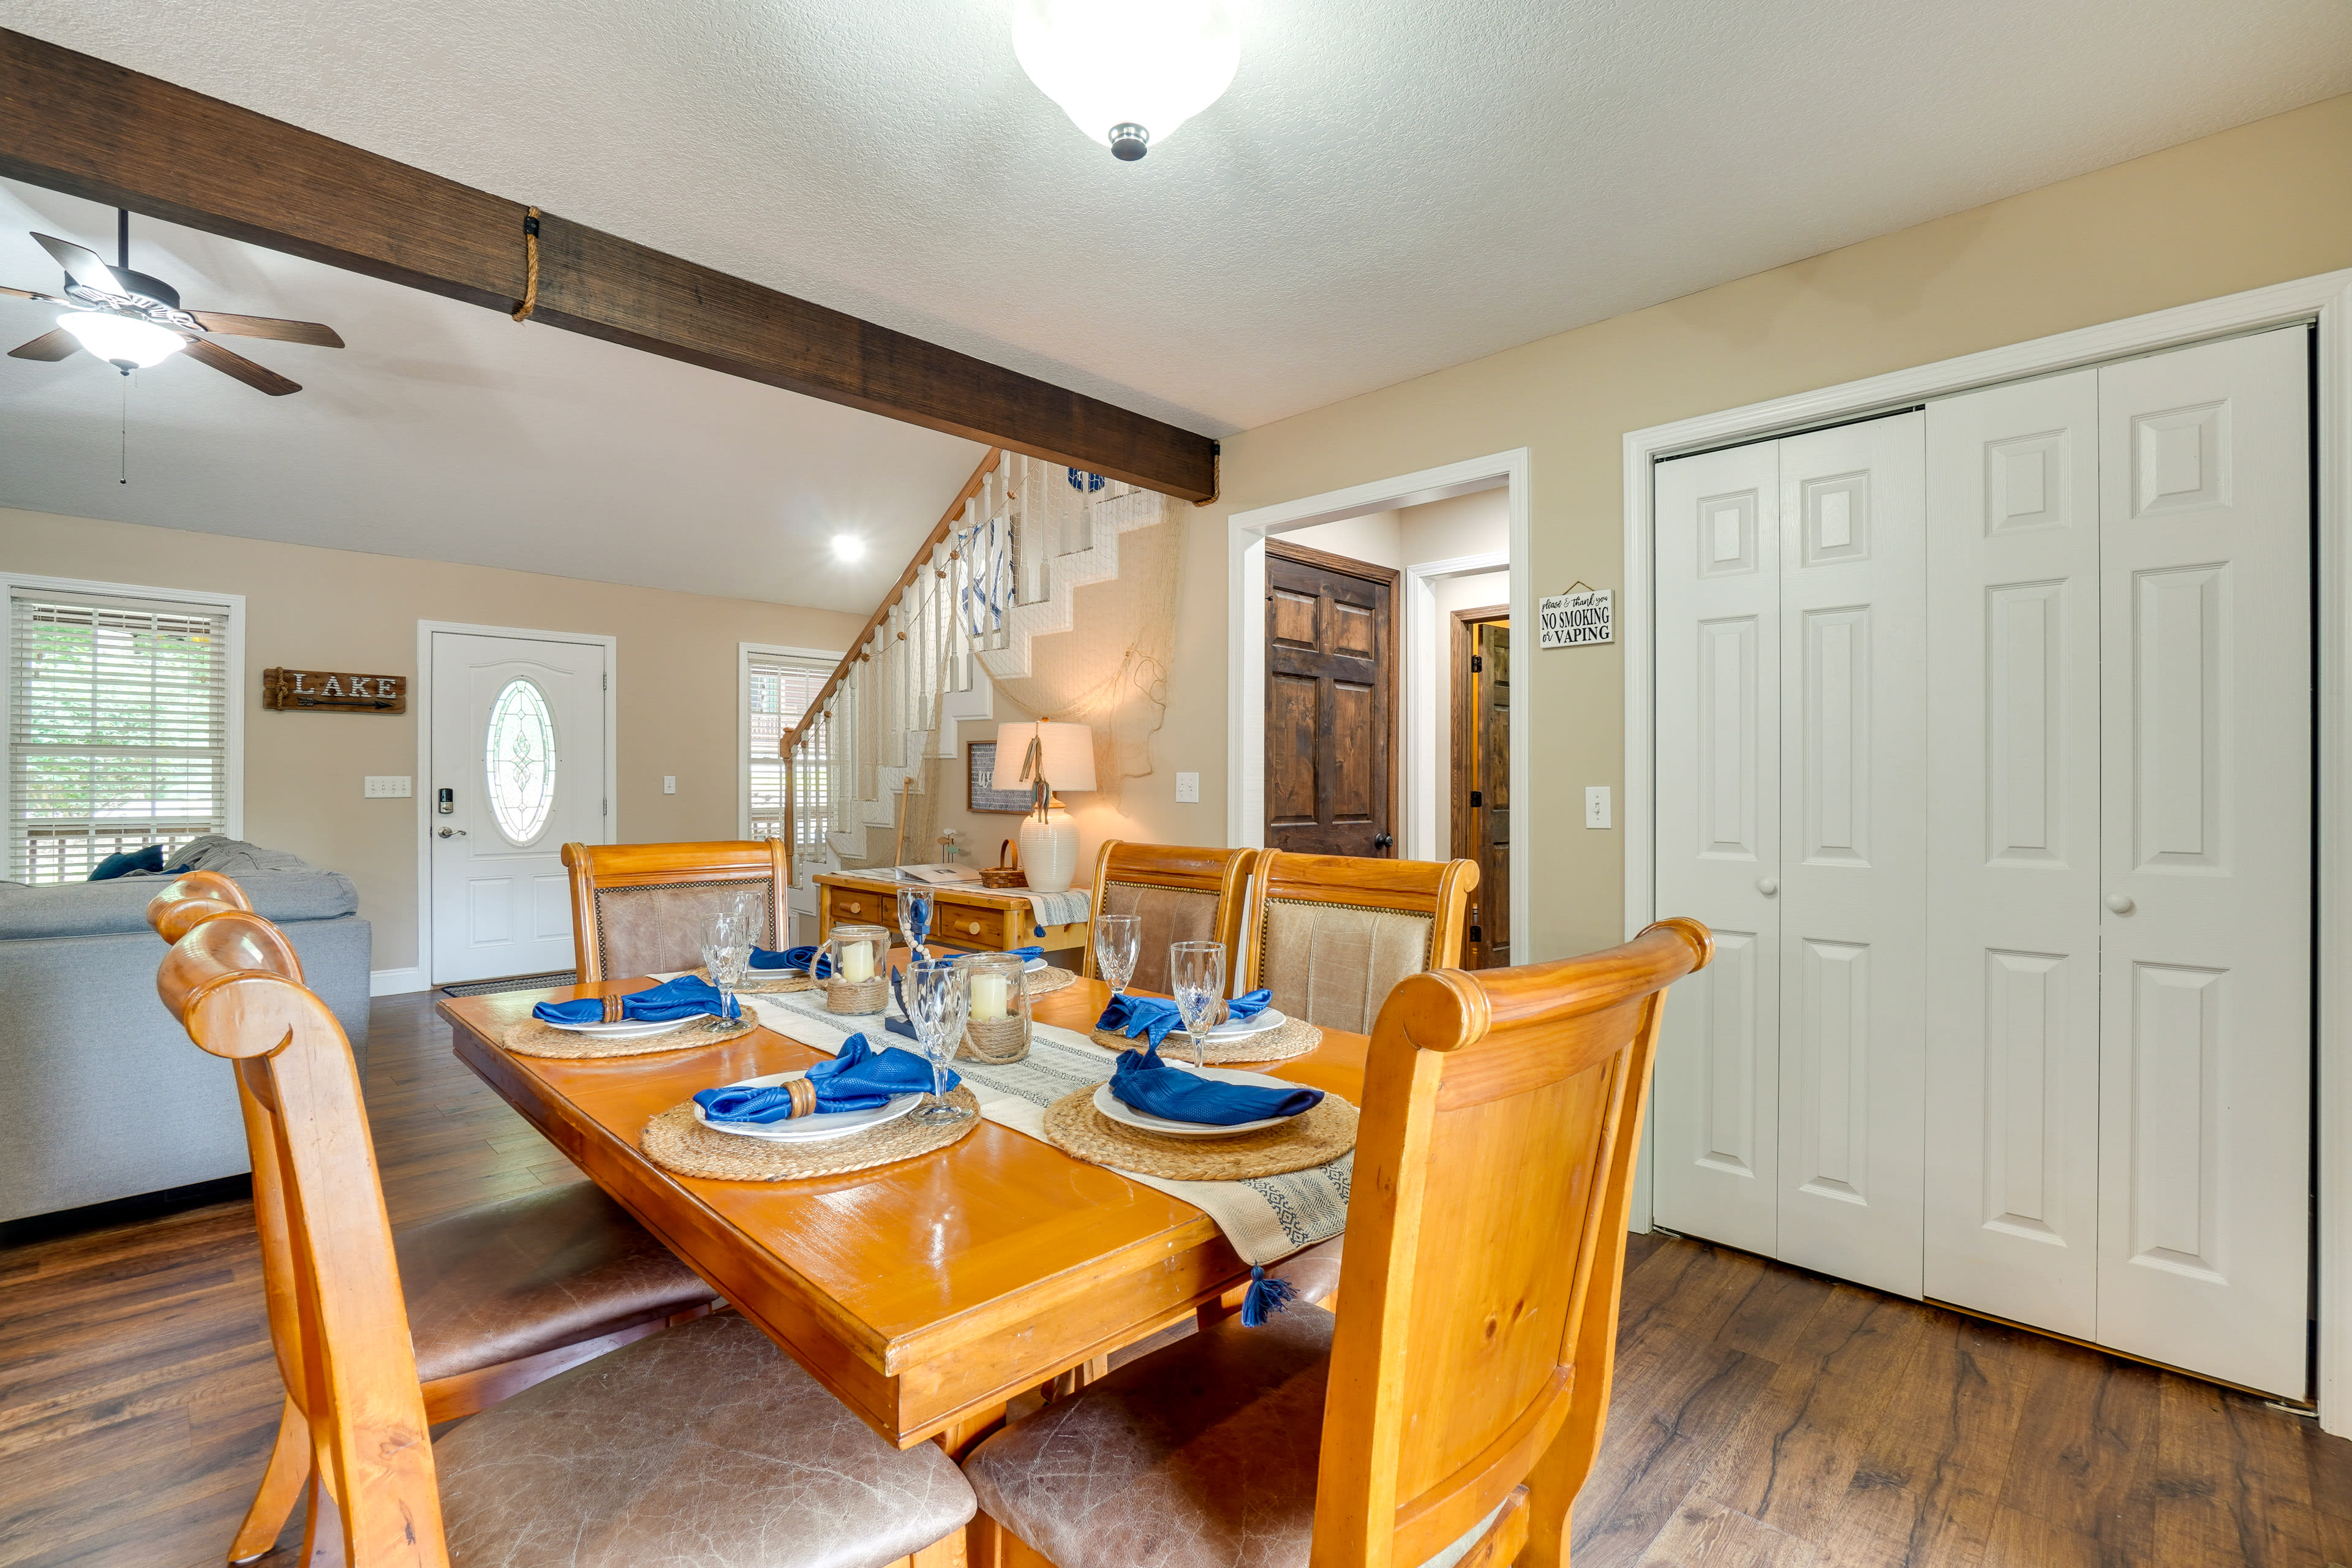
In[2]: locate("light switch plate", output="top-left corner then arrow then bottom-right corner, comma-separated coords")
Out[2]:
1585,786 -> 1611,829
663,775 -> 676,795
363,775 -> 412,799
1175,771 -> 1200,804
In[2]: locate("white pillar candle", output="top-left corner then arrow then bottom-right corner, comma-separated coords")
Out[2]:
840,940 -> 874,982
971,971 -> 1009,1020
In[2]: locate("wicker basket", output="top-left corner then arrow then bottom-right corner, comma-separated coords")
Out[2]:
978,868 -> 1028,889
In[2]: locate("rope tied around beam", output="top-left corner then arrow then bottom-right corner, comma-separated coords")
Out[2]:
511,207 -> 541,322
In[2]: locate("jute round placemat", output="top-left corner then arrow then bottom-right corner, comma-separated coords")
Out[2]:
696,965 -> 814,995
1041,1087 -> 1357,1180
640,1086 -> 982,1181
503,1014 -> 756,1060
1088,1013 -> 1324,1066
1025,966 -> 1078,997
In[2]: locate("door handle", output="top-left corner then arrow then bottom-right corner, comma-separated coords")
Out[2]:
1757,877 -> 1777,896
2106,893 -> 2135,914
1373,832 -> 1395,850
438,827 -> 467,839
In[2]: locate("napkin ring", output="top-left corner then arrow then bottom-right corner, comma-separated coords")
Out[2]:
785,1078 -> 818,1118
601,993 -> 624,1023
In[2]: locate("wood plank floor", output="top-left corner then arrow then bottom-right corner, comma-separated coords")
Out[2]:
1,991 -> 2345,1567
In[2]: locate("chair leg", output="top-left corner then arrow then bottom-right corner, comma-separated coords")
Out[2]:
228,1397 -> 311,1564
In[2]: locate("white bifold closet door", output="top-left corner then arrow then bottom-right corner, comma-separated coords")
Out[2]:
1653,415 -> 1928,1297
1915,326 -> 2310,1397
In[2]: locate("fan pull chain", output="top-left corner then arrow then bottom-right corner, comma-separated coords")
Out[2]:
511,207 -> 541,323
119,371 -> 129,486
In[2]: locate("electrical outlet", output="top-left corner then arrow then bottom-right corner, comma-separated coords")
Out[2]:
363,775 -> 412,799
663,775 -> 676,795
1585,786 -> 1611,829
1175,771 -> 1200,804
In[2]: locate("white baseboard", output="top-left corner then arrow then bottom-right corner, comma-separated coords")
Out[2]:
369,967 -> 429,997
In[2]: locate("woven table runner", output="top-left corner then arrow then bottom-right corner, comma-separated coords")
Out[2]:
641,1087 -> 982,1181
1041,1088 -> 1357,1181
504,1014 -> 756,1060
1089,1013 -> 1322,1066
718,980 -> 1349,1265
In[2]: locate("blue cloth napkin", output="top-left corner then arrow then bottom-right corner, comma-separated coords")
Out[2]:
1096,988 -> 1273,1047
532,975 -> 740,1026
1009,946 -> 1044,963
692,1032 -> 954,1123
750,944 -> 831,976
1107,1041 -> 1323,1126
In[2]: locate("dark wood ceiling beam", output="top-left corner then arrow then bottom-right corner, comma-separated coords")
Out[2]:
0,28 -> 1217,499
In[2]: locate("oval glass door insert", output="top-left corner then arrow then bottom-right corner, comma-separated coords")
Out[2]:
484,677 -> 558,843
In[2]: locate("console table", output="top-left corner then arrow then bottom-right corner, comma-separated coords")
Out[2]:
813,871 -> 1088,956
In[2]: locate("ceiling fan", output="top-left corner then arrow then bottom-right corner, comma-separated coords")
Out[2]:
1,209 -> 342,395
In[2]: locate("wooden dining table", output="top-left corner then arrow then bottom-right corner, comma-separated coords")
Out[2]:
439,965 -> 1365,1463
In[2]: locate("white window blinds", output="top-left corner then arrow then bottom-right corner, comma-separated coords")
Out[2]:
7,587 -> 233,883
745,652 -> 829,846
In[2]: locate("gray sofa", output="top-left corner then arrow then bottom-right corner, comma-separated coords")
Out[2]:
0,838 -> 371,1223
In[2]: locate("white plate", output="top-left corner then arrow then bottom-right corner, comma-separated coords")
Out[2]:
1025,957 -> 1048,972
1169,1007 -> 1286,1043
1091,1063 -> 1310,1140
692,1069 -> 925,1143
540,1012 -> 710,1039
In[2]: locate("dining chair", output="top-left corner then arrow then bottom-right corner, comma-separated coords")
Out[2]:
1238,851 -> 1480,1035
963,918 -> 1713,1568
146,875 -> 718,1562
562,838 -> 792,982
1080,840 -> 1256,994
157,902 -> 978,1567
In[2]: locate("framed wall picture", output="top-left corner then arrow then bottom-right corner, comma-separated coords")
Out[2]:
967,741 -> 1034,813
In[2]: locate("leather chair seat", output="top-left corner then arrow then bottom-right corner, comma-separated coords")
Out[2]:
437,1312 -> 978,1568
1266,1237 -> 1343,1309
394,1181 -> 714,1383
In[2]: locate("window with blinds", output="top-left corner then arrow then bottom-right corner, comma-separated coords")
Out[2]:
745,650 -> 829,850
7,585 -> 236,883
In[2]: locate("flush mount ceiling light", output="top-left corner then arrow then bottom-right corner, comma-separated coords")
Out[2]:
832,534 -> 867,561
1014,0 -> 1239,161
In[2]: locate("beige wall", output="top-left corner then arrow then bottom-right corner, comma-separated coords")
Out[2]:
1126,91 -> 2352,964
0,508 -> 864,974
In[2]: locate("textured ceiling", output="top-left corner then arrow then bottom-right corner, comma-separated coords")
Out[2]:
7,0 -> 2346,442
0,178 -> 986,609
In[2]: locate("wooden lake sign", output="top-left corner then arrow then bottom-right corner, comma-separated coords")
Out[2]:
262,668 -> 408,713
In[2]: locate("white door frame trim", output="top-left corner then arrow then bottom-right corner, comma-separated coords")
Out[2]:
1618,266 -> 2352,1434
1403,551 -> 1512,862
736,642 -> 843,839
1227,449 -> 1530,956
413,620 -> 620,991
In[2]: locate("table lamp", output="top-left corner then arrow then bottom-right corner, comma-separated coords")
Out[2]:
990,718 -> 1096,894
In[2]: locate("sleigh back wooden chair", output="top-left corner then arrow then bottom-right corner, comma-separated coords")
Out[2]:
562,839 -> 792,982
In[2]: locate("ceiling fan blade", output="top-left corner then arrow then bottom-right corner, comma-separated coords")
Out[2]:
183,336 -> 300,395
8,328 -> 80,361
32,233 -> 122,295
0,282 -> 69,305
187,310 -> 345,348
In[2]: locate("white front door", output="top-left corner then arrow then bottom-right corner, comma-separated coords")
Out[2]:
429,630 -> 608,984
2094,327 -> 2310,1396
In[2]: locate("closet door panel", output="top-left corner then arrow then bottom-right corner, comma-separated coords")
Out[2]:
1923,371 -> 2103,1336
1775,413 -> 1928,1298
2095,326 -> 2310,1398
1653,442 -> 1782,1255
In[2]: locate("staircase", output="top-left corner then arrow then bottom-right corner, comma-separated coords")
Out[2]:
780,451 -> 1173,922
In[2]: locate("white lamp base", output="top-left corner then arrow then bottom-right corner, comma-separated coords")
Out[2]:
1019,815 -> 1080,894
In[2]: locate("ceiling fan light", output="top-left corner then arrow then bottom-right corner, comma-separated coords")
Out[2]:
1014,0 -> 1238,158
56,310 -> 184,369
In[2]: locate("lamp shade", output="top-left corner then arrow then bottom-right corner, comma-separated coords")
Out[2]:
1012,0 -> 1238,159
992,721 -> 1096,794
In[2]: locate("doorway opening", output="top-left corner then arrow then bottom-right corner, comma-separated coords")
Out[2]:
1450,605 -> 1510,967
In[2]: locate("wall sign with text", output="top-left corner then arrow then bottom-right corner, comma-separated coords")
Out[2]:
1537,589 -> 1613,648
262,668 -> 409,712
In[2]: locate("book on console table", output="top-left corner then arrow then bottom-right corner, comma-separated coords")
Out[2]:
892,863 -> 984,886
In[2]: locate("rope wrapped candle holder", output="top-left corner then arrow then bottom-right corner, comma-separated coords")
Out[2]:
823,923 -> 891,1016
955,950 -> 1031,1063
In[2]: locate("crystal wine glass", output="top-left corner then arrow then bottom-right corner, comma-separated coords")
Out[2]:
1168,941 -> 1226,1071
699,909 -> 753,1031
1094,913 -> 1141,997
904,956 -> 972,1125
899,886 -> 935,964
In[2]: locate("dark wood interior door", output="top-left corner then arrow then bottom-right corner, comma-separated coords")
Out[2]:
1266,543 -> 1397,856
1453,611 -> 1510,967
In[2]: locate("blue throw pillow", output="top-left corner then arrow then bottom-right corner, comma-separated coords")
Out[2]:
88,845 -> 167,881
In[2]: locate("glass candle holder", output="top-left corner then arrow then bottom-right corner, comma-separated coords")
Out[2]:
956,950 -> 1033,1063
823,922 -> 891,1014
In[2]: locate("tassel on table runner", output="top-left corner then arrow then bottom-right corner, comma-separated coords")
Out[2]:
1241,1263 -> 1297,1326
